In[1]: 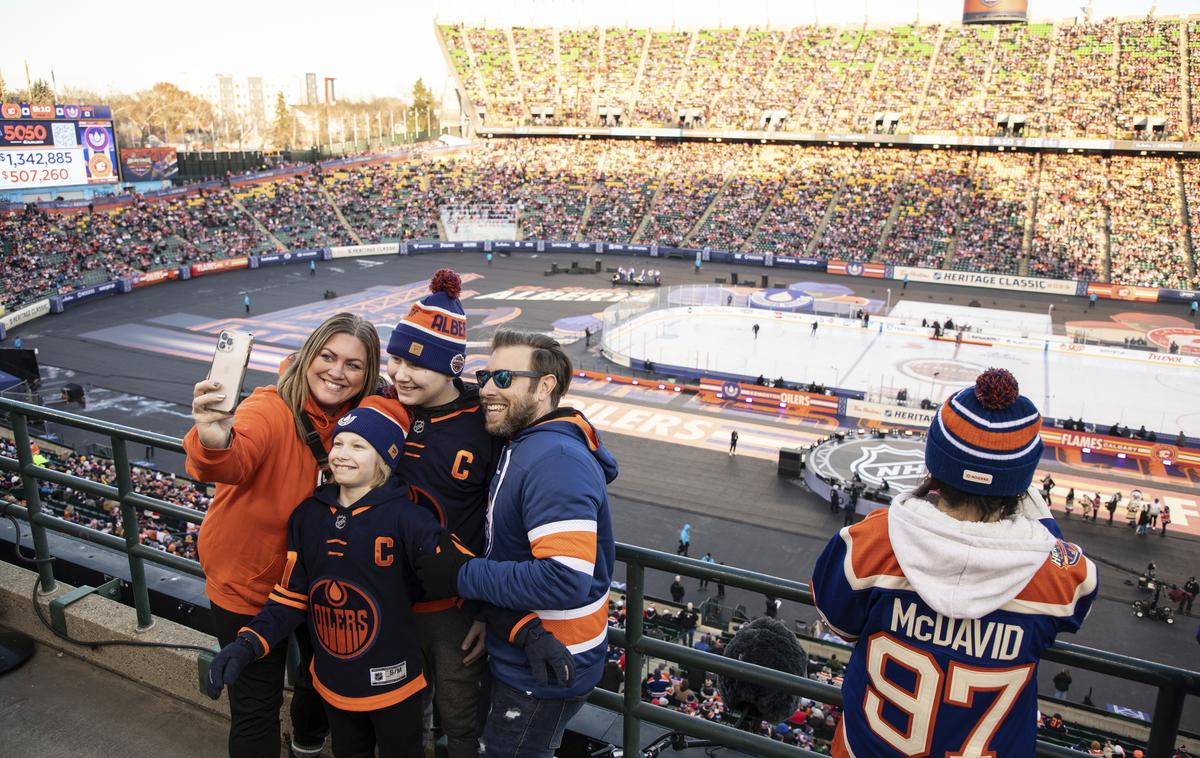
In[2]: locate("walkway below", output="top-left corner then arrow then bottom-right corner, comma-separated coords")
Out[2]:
1,633 -> 230,758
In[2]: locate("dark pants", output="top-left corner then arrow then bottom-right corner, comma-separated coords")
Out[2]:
478,680 -> 586,758
324,695 -> 423,758
415,606 -> 486,758
677,541 -> 689,556
211,603 -> 328,758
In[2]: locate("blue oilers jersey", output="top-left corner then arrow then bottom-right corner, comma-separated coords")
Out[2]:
235,479 -> 442,712
811,510 -> 1097,758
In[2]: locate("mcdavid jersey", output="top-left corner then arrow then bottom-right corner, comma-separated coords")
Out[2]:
401,381 -> 502,558
236,478 -> 442,712
811,511 -> 1097,758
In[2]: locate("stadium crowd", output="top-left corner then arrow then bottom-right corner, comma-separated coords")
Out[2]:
0,437 -> 210,560
3,139 -> 1199,312
441,18 -> 1189,142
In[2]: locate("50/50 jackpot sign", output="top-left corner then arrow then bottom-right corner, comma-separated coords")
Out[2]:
0,103 -> 119,191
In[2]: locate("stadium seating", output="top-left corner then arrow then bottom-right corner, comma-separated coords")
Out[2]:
442,18 -> 1193,139
3,136 -> 1200,312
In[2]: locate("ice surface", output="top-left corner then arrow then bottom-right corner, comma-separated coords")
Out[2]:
613,308 -> 1200,435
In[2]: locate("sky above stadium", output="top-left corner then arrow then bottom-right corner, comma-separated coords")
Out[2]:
0,0 -> 1196,105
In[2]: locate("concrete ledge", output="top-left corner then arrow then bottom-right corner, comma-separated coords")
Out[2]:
0,560 -> 226,718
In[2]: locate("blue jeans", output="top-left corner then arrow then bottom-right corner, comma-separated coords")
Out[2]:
478,681 -> 586,758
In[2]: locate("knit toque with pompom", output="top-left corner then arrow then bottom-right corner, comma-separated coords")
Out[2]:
387,269 -> 468,376
924,368 -> 1044,496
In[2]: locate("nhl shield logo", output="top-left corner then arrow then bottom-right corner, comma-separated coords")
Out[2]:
412,420 -> 425,434
335,514 -> 347,530
850,444 -> 927,488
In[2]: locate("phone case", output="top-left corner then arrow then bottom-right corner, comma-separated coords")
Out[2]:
207,330 -> 254,413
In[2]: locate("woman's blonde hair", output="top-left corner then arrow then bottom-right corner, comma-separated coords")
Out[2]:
277,313 -> 380,441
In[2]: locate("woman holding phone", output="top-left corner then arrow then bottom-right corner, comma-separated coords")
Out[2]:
185,312 -> 382,758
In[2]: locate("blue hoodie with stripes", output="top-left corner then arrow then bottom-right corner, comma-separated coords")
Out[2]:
457,408 -> 618,699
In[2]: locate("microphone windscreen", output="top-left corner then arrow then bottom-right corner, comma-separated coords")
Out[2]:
718,616 -> 808,723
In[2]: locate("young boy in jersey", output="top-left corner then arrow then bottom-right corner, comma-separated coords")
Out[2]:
812,368 -> 1098,758
204,398 -> 559,756
383,268 -> 504,758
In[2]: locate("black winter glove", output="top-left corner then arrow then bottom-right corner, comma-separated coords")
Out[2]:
206,636 -> 257,699
523,622 -> 575,688
415,531 -> 474,599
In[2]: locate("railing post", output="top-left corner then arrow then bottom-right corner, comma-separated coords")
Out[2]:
1146,681 -> 1186,757
623,560 -> 645,757
111,435 -> 154,630
12,414 -> 56,592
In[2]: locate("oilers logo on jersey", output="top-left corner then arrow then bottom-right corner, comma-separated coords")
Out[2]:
310,578 -> 380,660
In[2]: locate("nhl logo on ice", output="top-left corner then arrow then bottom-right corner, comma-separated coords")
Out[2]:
335,514 -> 347,530
850,444 -> 927,488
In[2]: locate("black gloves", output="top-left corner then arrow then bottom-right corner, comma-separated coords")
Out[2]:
205,636 -> 257,700
484,606 -> 575,688
415,531 -> 475,599
523,622 -> 576,688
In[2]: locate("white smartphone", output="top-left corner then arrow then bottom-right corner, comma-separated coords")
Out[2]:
207,329 -> 254,414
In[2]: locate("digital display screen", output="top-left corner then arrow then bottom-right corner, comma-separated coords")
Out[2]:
0,103 -> 119,191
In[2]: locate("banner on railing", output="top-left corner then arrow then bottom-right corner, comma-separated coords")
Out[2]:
191,257 -> 250,276
1086,282 -> 1160,302
328,243 -> 399,259
828,260 -> 889,279
1040,428 -> 1200,467
1156,288 -> 1200,304
844,399 -> 938,427
258,249 -> 325,267
132,268 -> 179,287
52,280 -> 121,311
604,243 -> 652,255
772,257 -> 825,270
492,240 -> 538,251
892,266 -> 1079,295
0,298 -> 50,330
697,377 -> 841,419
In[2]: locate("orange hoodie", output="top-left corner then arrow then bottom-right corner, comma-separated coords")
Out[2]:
184,385 -> 346,615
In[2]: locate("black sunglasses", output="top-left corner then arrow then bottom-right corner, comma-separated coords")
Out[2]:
475,369 -> 544,389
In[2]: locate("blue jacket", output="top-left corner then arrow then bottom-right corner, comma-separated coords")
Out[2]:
457,408 -> 618,698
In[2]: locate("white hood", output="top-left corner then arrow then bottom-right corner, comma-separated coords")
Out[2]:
888,486 -> 1057,619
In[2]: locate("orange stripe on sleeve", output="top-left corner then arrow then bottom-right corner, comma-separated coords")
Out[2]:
845,511 -> 904,580
508,613 -> 540,644
272,584 -> 307,602
279,550 -> 299,590
1015,550 -> 1092,605
238,626 -> 271,657
530,531 -> 597,563
268,592 -> 308,611
541,604 -> 609,647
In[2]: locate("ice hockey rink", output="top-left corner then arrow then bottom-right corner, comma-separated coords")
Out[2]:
605,305 -> 1200,436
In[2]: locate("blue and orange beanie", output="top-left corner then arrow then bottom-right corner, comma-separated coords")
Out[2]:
334,397 -> 410,472
387,269 -> 467,376
925,368 -> 1043,496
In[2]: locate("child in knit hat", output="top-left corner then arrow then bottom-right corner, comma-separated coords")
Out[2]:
811,368 -> 1098,758
204,397 -> 447,754
383,269 -> 506,756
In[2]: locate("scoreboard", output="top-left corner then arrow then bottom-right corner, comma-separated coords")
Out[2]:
0,103 -> 120,192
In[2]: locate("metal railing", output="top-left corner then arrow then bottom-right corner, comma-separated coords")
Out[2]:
1,397 -> 1197,757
